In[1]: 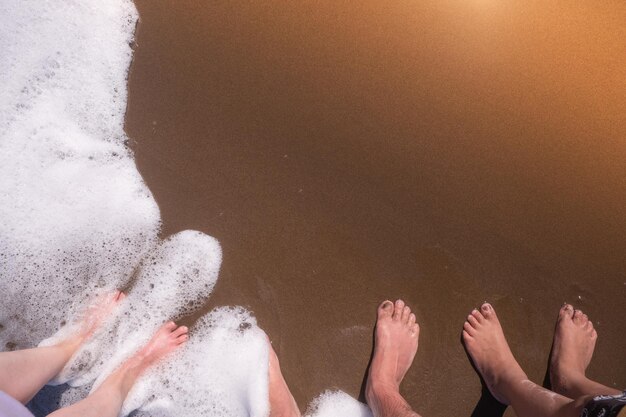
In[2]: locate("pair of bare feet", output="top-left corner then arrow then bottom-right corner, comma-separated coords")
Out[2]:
365,299 -> 615,417
462,302 -> 604,405
66,291 -> 189,395
36,290 -> 299,417
11,290 -> 191,417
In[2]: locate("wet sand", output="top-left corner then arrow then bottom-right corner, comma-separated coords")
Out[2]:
125,1 -> 626,415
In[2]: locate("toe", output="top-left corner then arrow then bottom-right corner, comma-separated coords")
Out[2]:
393,299 -> 405,320
480,302 -> 494,318
408,313 -> 416,326
411,323 -> 419,335
573,310 -> 584,325
173,325 -> 188,338
401,306 -> 411,323
462,329 -> 473,343
463,321 -> 476,336
165,321 -> 177,331
471,309 -> 485,323
467,313 -> 479,328
378,300 -> 394,319
176,334 -> 189,344
559,304 -> 574,320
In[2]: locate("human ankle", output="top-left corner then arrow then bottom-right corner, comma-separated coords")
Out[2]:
56,337 -> 83,356
366,378 -> 402,412
491,366 -> 529,403
366,384 -> 412,417
367,376 -> 399,398
551,371 -> 587,397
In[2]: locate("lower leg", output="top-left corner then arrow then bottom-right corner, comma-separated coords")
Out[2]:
504,378 -> 589,417
366,300 -> 422,417
49,321 -> 188,417
0,291 -> 124,403
268,345 -> 301,417
549,305 -> 621,398
462,303 -> 586,417
0,343 -> 76,403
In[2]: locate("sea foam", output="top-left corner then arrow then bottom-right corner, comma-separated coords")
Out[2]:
0,1 -> 372,416
0,0 -> 159,349
0,0 -> 271,415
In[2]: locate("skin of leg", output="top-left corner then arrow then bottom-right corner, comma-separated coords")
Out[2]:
462,303 -> 590,417
0,343 -> 77,404
0,291 -> 124,404
268,344 -> 301,417
48,321 -> 188,417
366,299 -> 422,417
550,304 -> 621,398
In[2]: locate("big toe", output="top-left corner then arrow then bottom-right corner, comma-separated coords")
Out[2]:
378,300 -> 394,320
480,302 -> 495,319
558,304 -> 574,321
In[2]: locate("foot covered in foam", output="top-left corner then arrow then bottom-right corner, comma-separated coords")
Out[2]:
61,290 -> 126,352
462,303 -> 527,405
366,300 -> 419,414
115,321 -> 189,395
131,321 -> 188,369
549,304 -> 597,395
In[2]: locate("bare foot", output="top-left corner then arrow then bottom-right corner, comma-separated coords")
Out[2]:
131,321 -> 188,368
549,304 -> 597,396
61,290 -> 126,352
268,344 -> 301,417
366,300 -> 420,417
49,322 -> 189,416
117,321 -> 189,395
462,303 -> 527,405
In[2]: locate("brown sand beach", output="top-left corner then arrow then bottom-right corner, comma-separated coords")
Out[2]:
125,1 -> 626,416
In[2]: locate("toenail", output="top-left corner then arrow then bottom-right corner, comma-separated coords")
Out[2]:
481,304 -> 490,311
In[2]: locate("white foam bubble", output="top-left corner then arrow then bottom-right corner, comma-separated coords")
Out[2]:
305,391 -> 373,417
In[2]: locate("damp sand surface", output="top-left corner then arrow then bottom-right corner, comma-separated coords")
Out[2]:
126,2 -> 626,416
